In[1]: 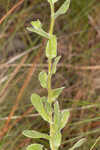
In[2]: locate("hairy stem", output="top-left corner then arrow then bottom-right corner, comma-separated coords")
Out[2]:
47,3 -> 55,150
48,3 -> 55,103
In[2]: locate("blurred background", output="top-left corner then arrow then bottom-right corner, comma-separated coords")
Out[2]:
0,0 -> 100,149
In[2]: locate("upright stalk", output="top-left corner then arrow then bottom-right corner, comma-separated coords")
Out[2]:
48,3 -> 55,150
23,1 -> 74,150
48,3 -> 55,102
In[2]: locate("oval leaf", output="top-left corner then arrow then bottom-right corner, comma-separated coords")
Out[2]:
54,101 -> 61,131
27,144 -> 43,150
52,56 -> 61,74
50,132 -> 62,150
44,99 -> 52,117
23,130 -> 50,140
46,35 -> 57,59
60,109 -> 70,130
31,94 -> 49,122
41,96 -> 52,122
39,71 -> 48,88
54,0 -> 70,19
31,20 -> 42,29
50,87 -> 65,103
27,20 -> 50,39
27,27 -> 50,39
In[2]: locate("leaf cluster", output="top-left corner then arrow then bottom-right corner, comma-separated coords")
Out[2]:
23,0 -> 86,150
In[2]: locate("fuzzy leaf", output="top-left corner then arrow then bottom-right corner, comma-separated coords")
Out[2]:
44,100 -> 52,116
51,87 -> 65,102
31,20 -> 42,29
27,27 -> 50,39
69,138 -> 86,150
46,35 -> 57,59
54,101 -> 61,131
52,56 -> 61,74
27,20 -> 50,39
41,96 -> 52,122
39,71 -> 48,88
60,109 -> 70,130
50,132 -> 62,150
23,130 -> 50,140
27,144 -> 43,150
31,94 -> 49,122
47,0 -> 58,3
54,0 -> 70,19
53,0 -> 59,3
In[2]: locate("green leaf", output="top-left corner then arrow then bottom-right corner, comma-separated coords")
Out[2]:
54,101 -> 61,132
46,35 -> 57,59
47,0 -> 58,4
51,87 -> 65,102
41,96 -> 52,122
31,20 -> 42,29
27,20 -> 50,39
31,94 -> 49,122
54,132 -> 62,149
52,56 -> 61,74
27,27 -> 50,39
27,144 -> 43,150
53,0 -> 59,3
60,109 -> 70,130
23,130 -> 50,140
50,132 -> 62,150
69,138 -> 86,150
44,100 -> 52,116
39,71 -> 48,88
54,0 -> 70,19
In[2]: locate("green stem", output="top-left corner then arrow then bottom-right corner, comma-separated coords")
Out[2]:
47,3 -> 55,150
49,3 -> 55,34
48,3 -> 55,103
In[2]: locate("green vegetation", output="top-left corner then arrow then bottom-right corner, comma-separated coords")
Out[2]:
0,0 -> 100,150
22,0 -> 86,150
